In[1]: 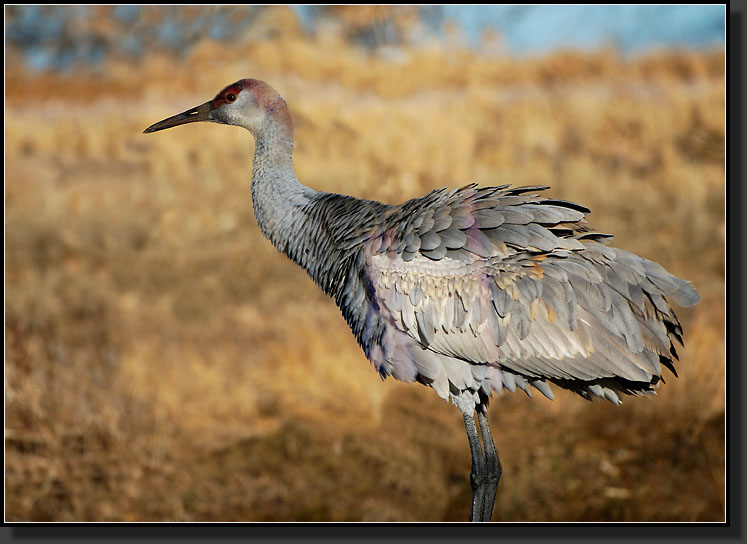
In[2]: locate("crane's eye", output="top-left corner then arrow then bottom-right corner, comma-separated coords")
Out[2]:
225,93 -> 236,102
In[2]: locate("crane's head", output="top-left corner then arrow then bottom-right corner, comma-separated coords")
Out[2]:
143,79 -> 292,138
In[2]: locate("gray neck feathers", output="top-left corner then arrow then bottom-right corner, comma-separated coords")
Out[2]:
250,128 -> 344,295
251,134 -> 311,245
250,124 -> 388,356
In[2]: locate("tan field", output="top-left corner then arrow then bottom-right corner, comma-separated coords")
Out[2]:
5,9 -> 725,521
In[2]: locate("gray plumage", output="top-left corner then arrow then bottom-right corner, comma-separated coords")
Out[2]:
274,182 -> 698,412
144,78 -> 700,522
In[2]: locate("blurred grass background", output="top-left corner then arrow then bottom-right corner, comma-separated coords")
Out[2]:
5,6 -> 725,521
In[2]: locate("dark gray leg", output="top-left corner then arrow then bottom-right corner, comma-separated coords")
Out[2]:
477,410 -> 501,521
463,412 -> 487,522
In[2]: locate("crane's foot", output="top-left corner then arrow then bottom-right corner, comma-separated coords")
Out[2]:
463,410 -> 502,522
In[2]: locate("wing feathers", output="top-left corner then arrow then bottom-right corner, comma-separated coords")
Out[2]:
361,185 -> 697,407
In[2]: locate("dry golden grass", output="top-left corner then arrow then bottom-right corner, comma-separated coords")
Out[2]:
5,18 -> 724,521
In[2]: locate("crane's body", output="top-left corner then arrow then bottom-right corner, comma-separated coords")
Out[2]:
144,78 -> 700,522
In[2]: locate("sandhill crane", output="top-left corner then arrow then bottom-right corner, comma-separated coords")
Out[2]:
144,79 -> 700,522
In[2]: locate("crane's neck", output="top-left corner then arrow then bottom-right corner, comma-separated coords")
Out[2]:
250,128 -> 320,266
249,123 -> 388,358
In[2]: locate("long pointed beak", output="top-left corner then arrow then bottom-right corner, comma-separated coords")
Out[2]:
143,101 -> 213,134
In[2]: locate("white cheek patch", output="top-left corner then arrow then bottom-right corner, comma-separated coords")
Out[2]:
224,96 -> 266,131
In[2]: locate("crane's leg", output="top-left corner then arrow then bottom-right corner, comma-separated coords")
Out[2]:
477,410 -> 501,522
463,412 -> 488,521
